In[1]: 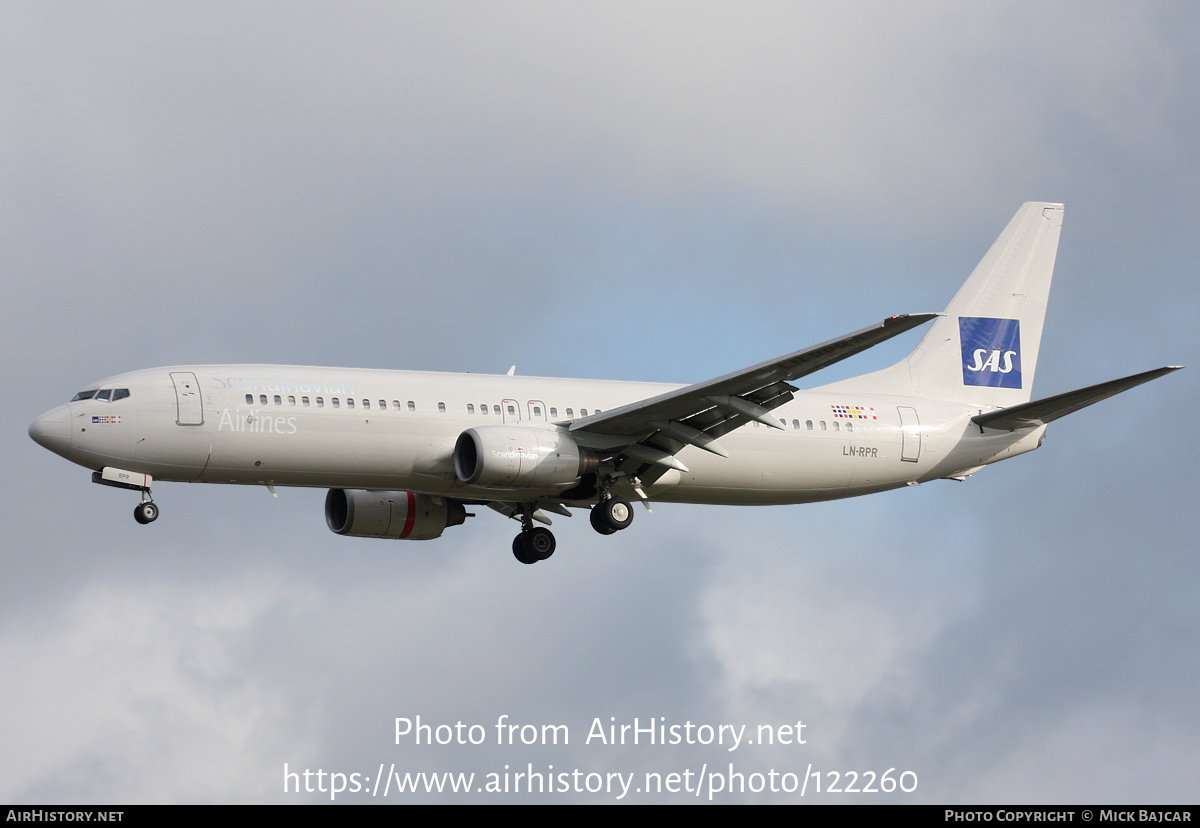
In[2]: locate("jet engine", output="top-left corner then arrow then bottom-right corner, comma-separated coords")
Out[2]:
325,489 -> 466,540
453,426 -> 598,488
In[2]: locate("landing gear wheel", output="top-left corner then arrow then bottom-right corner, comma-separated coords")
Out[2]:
134,501 -> 159,525
591,497 -> 633,534
526,527 -> 556,560
512,528 -> 556,564
605,498 -> 633,529
512,535 -> 538,565
590,505 -> 617,535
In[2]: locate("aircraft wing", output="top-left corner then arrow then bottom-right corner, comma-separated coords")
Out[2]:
972,366 -> 1182,431
568,313 -> 937,472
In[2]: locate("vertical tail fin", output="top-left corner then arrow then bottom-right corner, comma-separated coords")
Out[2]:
823,202 -> 1064,406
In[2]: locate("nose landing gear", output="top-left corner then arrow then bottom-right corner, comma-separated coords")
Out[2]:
91,467 -> 159,525
133,498 -> 159,525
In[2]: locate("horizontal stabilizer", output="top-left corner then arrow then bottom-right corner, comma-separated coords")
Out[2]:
972,366 -> 1182,431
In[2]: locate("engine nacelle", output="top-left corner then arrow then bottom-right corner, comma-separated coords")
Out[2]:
325,489 -> 466,540
453,426 -> 598,488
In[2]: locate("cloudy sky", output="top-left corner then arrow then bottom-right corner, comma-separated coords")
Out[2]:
2,1 -> 1197,803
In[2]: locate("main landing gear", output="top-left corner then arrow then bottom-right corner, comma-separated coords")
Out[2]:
509,494 -> 635,565
590,496 -> 633,535
511,504 -> 556,565
512,526 -> 556,565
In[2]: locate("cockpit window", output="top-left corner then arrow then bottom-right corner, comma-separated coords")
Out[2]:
74,388 -> 131,403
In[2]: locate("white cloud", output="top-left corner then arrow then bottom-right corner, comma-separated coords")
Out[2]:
0,577 -> 321,803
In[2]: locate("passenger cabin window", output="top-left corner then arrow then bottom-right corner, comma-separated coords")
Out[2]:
580,409 -> 588,416
259,395 -> 268,405
566,408 -> 574,417
467,404 -> 475,414
71,390 -> 98,401
493,405 -> 500,415
846,422 -> 853,432
362,399 -> 370,409
378,400 -> 386,410
246,394 -> 254,404
274,395 -> 282,406
407,401 -> 415,411
792,419 -> 800,429
332,398 -> 340,408
288,395 -> 296,406
806,420 -> 813,430
438,402 -> 446,413
480,404 -> 488,415
506,405 -> 515,416
391,400 -> 400,410
832,421 -> 840,432
532,406 -> 541,416
549,407 -> 557,417
819,420 -> 827,431
346,399 -> 354,409
316,397 -> 324,408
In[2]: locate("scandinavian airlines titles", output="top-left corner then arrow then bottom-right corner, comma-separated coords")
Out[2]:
209,372 -> 356,396
217,408 -> 298,435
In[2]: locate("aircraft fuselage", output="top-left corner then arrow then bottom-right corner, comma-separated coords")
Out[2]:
31,364 -> 1043,507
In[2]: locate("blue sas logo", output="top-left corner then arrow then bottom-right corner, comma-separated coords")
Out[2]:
959,317 -> 1022,388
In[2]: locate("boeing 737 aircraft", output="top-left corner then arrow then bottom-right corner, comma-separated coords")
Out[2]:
29,203 -> 1180,564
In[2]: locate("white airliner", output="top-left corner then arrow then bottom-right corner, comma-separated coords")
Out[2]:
29,203 -> 1180,564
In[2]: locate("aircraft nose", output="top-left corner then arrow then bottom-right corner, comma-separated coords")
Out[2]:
29,405 -> 71,454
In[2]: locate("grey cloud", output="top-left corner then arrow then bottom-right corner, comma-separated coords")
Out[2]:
2,0 -> 1197,803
